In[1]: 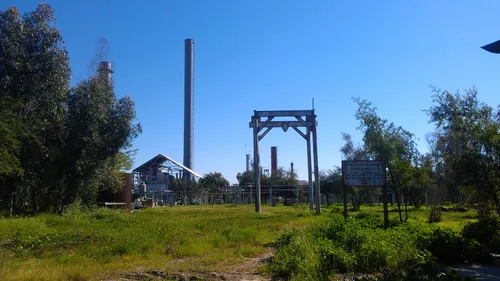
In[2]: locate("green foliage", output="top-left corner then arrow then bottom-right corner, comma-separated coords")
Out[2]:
0,205 -> 326,280
462,219 -> 500,254
426,87 -> 500,218
355,251 -> 476,281
269,212 -> 490,280
428,206 -> 443,223
199,172 -> 230,191
0,4 -> 141,214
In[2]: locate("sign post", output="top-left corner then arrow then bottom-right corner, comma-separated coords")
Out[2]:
341,160 -> 388,227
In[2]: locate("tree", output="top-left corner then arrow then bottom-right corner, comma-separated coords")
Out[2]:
200,172 -> 230,190
0,4 -> 71,214
0,4 -> 141,214
199,172 -> 230,204
353,98 -> 420,221
236,170 -> 254,186
320,167 -> 342,206
425,87 -> 500,219
60,77 -> 141,210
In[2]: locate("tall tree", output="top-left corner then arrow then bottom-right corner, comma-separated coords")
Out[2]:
0,4 -> 70,214
0,4 -> 141,214
425,87 -> 500,219
353,98 -> 420,221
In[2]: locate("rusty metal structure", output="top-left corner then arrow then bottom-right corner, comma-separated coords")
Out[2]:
250,110 -> 321,214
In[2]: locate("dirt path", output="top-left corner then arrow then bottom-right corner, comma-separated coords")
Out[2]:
108,249 -> 273,281
451,265 -> 500,281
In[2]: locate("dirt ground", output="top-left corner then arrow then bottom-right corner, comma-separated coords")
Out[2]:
107,249 -> 273,281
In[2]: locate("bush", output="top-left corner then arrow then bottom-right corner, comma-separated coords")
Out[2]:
425,227 -> 465,262
270,215 -> 422,278
462,219 -> 500,253
354,251 -> 476,281
269,227 -> 334,281
428,205 -> 443,223
270,214 -> 483,280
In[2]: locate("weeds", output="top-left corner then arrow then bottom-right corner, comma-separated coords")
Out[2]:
0,205 -> 325,281
269,212 -> 488,280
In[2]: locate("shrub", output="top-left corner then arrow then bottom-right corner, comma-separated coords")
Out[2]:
354,251 -> 476,281
424,227 -> 465,263
428,205 -> 443,223
269,228 -> 333,281
462,219 -> 500,253
270,214 -> 485,280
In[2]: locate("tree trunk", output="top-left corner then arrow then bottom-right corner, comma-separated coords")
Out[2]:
387,162 -> 403,222
404,196 -> 409,222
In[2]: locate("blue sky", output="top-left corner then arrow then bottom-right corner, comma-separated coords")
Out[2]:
5,0 -> 500,183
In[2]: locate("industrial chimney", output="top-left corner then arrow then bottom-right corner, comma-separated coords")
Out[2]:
246,153 -> 250,172
183,39 -> 194,183
271,146 -> 278,175
97,61 -> 113,85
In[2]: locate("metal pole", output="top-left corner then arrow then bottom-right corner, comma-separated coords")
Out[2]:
270,187 -> 272,206
383,162 -> 389,228
306,129 -> 314,211
312,115 -> 321,215
253,116 -> 261,213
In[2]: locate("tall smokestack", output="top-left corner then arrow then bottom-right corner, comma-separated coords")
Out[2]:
246,153 -> 250,172
183,39 -> 194,183
271,146 -> 277,175
97,61 -> 113,85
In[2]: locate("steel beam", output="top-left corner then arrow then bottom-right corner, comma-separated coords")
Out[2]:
254,110 -> 315,118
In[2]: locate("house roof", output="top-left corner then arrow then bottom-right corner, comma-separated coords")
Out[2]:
132,153 -> 202,178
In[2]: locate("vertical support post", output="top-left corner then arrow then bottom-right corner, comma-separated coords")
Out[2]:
306,129 -> 314,211
312,115 -> 321,215
125,173 -> 133,212
253,116 -> 261,213
383,162 -> 389,228
342,164 -> 348,219
270,187 -> 273,206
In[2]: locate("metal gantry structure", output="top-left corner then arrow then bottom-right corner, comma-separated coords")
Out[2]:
250,110 -> 321,214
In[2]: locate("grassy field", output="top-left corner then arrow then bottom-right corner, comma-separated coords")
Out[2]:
0,204 -> 477,281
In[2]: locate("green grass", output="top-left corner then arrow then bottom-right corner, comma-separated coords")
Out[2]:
0,205 -> 327,281
324,204 -> 477,230
0,204 -> 477,281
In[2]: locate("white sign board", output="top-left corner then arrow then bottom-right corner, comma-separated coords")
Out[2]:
342,160 -> 385,187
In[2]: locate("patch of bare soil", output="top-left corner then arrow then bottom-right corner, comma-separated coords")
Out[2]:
106,249 -> 273,281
